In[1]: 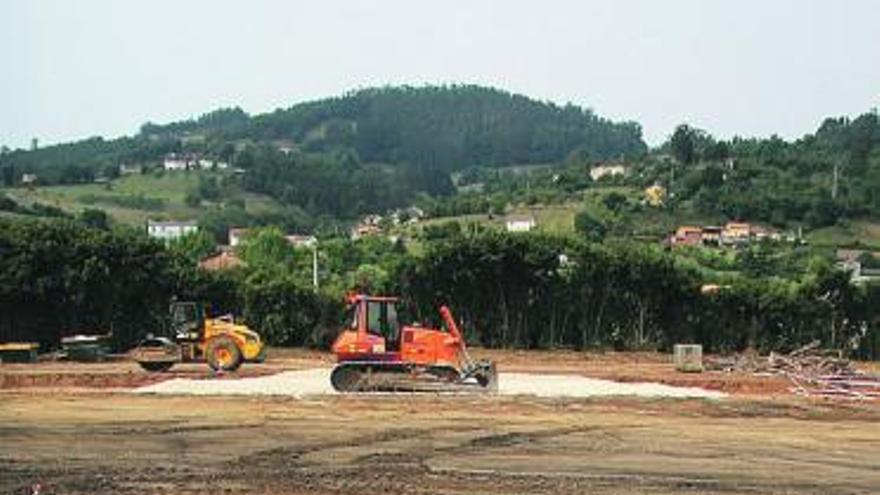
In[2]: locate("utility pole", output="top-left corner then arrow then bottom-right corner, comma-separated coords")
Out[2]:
312,244 -> 319,290
832,161 -> 840,201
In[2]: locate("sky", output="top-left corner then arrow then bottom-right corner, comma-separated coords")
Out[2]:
1,0 -> 878,148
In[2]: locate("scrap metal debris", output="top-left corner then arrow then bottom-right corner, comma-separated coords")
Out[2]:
705,341 -> 880,400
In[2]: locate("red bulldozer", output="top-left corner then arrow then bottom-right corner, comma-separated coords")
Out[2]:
330,294 -> 497,392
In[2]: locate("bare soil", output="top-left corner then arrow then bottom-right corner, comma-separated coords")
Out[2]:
2,393 -> 878,494
1,349 -> 878,494
0,348 -> 792,396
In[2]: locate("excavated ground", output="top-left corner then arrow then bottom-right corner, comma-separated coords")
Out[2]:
0,348 -> 791,395
2,349 -> 878,494
2,393 -> 879,495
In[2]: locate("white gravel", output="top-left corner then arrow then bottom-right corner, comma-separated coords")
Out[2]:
134,368 -> 725,399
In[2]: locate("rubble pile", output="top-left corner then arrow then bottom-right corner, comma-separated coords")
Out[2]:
706,341 -> 880,400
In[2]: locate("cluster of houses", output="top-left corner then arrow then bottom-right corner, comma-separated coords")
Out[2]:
836,249 -> 880,284
350,207 -> 427,239
145,221 -> 317,271
162,153 -> 229,172
347,207 -> 541,239
667,222 -> 794,248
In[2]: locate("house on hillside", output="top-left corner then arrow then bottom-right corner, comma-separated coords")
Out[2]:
351,224 -> 382,240
751,225 -> 780,242
701,226 -> 722,246
273,140 -> 296,155
147,220 -> 197,241
197,158 -> 229,170
721,222 -> 751,245
228,228 -> 249,247
199,250 -> 245,271
351,214 -> 385,240
506,215 -> 536,233
118,164 -> 142,176
670,226 -> 703,247
589,163 -> 626,181
285,234 -> 317,249
21,173 -> 38,185
163,153 -> 196,171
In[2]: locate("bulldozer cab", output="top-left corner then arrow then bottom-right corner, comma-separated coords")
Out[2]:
348,296 -> 402,352
169,302 -> 204,342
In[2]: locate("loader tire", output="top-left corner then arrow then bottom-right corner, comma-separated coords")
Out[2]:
206,337 -> 243,372
139,361 -> 174,373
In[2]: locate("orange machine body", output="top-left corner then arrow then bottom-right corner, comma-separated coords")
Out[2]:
331,295 -> 464,368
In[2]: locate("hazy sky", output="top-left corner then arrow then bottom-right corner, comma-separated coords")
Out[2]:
1,0 -> 878,148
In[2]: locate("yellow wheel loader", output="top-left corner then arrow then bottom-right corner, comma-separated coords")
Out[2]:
132,302 -> 265,372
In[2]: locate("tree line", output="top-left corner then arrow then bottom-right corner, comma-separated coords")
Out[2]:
1,217 -> 876,359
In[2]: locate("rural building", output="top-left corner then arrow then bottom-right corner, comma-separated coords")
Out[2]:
351,224 -> 382,240
351,214 -> 385,240
589,163 -> 626,181
721,222 -> 751,245
671,226 -> 703,246
147,220 -> 198,241
21,173 -> 37,185
118,164 -> 142,175
163,153 -> 195,171
701,226 -> 722,246
229,228 -> 316,248
506,215 -> 536,233
751,225 -> 780,241
199,250 -> 244,271
197,158 -> 229,170
285,234 -> 317,249
228,228 -> 249,247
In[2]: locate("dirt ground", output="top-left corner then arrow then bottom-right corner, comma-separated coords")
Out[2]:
1,349 -> 879,494
0,348 -> 794,395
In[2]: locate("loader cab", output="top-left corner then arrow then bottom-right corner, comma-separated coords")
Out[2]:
169,301 -> 205,342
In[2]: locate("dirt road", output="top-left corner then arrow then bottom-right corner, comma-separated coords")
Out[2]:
2,393 -> 878,494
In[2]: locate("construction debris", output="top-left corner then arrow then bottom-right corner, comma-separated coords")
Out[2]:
705,341 -> 880,400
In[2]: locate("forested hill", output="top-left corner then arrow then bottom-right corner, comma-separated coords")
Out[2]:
0,85 -> 647,186
145,85 -> 647,170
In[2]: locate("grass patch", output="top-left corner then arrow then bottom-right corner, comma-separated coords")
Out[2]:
807,220 -> 880,249
1,171 -> 285,225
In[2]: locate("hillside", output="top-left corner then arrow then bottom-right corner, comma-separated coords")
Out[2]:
0,85 -> 646,184
1,86 -> 878,241
2,171 -> 286,235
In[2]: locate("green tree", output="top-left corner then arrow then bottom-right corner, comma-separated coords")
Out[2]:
670,124 -> 697,165
574,210 -> 607,241
168,230 -> 216,265
77,208 -> 110,230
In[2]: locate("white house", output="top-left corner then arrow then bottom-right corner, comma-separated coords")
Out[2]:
118,164 -> 142,175
589,164 -> 626,181
228,228 -> 249,247
21,173 -> 38,185
505,215 -> 536,233
285,234 -> 318,249
147,220 -> 198,241
163,154 -> 192,171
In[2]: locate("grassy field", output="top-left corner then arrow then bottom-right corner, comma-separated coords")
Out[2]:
2,171 -> 284,225
807,220 -> 880,249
